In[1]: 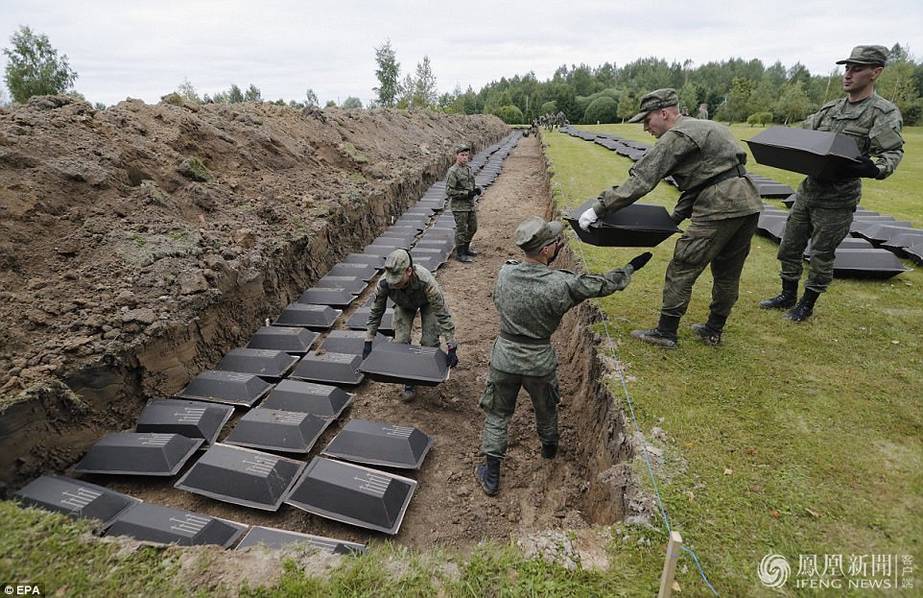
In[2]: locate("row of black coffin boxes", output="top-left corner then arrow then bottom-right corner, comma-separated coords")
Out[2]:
560,126 -> 797,199
758,206 -> 920,278
11,133 -> 524,553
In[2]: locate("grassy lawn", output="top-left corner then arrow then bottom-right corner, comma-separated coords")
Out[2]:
546,126 -> 922,595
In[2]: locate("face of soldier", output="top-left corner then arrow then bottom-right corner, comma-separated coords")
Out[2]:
543,238 -> 563,265
643,109 -> 670,138
842,64 -> 883,96
391,267 -> 414,289
456,150 -> 470,166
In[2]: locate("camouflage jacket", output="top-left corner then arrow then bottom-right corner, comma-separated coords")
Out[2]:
446,163 -> 476,211
366,265 -> 456,343
490,260 -> 634,376
798,93 -> 904,207
592,116 -> 762,222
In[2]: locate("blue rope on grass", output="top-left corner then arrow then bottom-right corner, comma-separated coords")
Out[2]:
571,240 -> 720,596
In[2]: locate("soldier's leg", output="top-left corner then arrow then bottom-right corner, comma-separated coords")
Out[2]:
479,367 -> 522,458
522,370 -> 561,456
777,199 -> 813,283
391,306 -> 416,345
465,210 -> 479,255
418,305 -> 440,348
452,209 -> 468,247
803,206 -> 854,293
707,213 -> 760,330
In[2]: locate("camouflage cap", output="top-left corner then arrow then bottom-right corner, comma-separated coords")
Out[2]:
836,45 -> 889,66
628,88 -> 679,123
383,249 -> 413,285
515,216 -> 564,253
455,143 -> 471,154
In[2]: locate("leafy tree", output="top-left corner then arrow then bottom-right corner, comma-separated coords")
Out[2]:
373,39 -> 400,107
324,100 -> 337,108
305,88 -> 318,107
617,92 -> 636,122
724,77 -> 754,122
413,56 -> 438,109
244,84 -> 261,102
3,26 -> 78,102
746,111 -> 772,126
396,73 -> 415,108
774,80 -> 812,124
495,104 -> 524,124
539,100 -> 557,115
583,96 -> 618,124
175,78 -> 200,103
342,96 -> 362,109
228,84 -> 244,103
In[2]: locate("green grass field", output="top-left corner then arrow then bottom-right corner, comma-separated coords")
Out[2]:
1,125 -> 920,597
546,124 -> 922,595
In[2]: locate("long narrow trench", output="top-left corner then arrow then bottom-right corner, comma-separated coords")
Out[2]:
74,134 -> 633,550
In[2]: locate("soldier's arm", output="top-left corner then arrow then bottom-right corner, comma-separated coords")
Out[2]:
868,110 -> 904,179
591,133 -> 696,217
424,279 -> 457,345
445,168 -> 468,201
364,281 -> 389,340
564,268 -> 634,305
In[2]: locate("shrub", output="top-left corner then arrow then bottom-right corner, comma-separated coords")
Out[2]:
495,104 -> 524,124
583,96 -> 619,124
539,101 -> 557,115
746,111 -> 773,127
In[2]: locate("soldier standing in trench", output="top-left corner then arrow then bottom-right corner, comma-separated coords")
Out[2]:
474,216 -> 652,496
445,143 -> 482,263
759,45 -> 904,321
578,88 -> 763,348
363,249 -> 458,402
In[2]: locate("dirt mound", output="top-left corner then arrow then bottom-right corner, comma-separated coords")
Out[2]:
0,96 -> 506,485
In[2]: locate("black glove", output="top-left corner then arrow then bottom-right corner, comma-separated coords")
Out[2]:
362,341 -> 373,360
474,187 -> 482,196
466,189 -> 478,200
628,252 -> 653,271
669,212 -> 686,225
446,344 -> 459,368
838,156 -> 880,179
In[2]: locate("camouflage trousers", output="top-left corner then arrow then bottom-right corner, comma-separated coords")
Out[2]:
777,199 -> 854,293
662,213 -> 759,323
479,365 -> 560,458
452,209 -> 478,246
393,305 -> 440,347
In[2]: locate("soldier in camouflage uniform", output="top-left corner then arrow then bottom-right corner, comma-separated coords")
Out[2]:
364,249 -> 458,402
760,45 -> 905,321
578,88 -> 763,348
445,143 -> 482,263
475,217 -> 652,496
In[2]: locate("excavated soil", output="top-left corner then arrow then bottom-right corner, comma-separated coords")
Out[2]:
1,98 -> 643,553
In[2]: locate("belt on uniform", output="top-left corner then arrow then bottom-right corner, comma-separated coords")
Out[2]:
674,163 -> 748,220
499,331 -> 551,346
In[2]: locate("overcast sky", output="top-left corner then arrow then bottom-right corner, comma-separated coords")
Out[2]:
2,0 -> 921,106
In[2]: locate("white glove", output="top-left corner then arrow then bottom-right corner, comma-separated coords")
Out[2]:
578,208 -> 598,231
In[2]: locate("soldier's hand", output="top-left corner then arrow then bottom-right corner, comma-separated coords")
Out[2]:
474,187 -> 483,196
362,340 -> 373,360
446,343 -> 459,368
466,189 -> 478,200
578,208 -> 598,231
670,212 -> 686,225
628,252 -> 653,272
838,156 -> 880,179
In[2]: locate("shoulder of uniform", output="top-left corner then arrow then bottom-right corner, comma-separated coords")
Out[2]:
821,98 -> 840,110
870,94 -> 899,113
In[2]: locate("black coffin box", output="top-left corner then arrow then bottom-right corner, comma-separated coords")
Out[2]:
290,351 -> 365,386
297,287 -> 358,309
73,433 -> 203,476
745,127 -> 861,178
15,475 -> 140,529
566,199 -> 680,247
217,348 -> 299,379
224,408 -> 332,454
329,262 -> 379,279
235,526 -> 366,554
319,330 -> 388,356
805,237 -> 872,258
105,503 -> 246,547
828,248 -> 910,279
347,307 -> 394,335
284,457 -> 417,535
313,275 -> 368,295
246,326 -> 319,355
322,419 -> 433,469
136,399 -> 234,445
757,213 -> 788,242
750,180 -> 795,198
852,221 -> 913,243
261,379 -> 353,418
359,342 -> 449,386
174,443 -> 305,511
273,303 -> 342,331
175,370 -> 274,407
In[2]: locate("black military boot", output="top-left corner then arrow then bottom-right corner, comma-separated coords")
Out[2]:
541,442 -> 558,459
691,313 -> 726,346
464,243 -> 479,257
759,279 -> 798,309
631,315 -> 679,349
476,455 -> 501,496
785,289 -> 820,322
400,384 -> 416,402
455,245 -> 473,263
